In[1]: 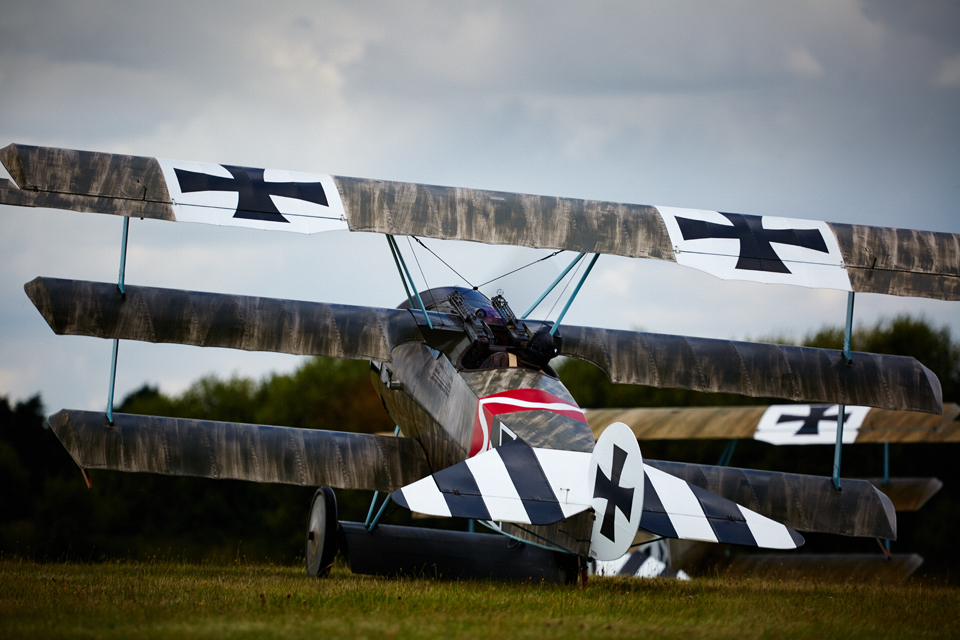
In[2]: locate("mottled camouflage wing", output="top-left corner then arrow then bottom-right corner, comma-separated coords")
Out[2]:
3,143 -> 958,299
49,409 -> 430,491
24,277 -> 429,362
559,325 -> 942,414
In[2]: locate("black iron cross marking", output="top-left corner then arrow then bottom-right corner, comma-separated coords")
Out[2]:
777,405 -> 851,436
174,165 -> 329,223
675,212 -> 828,273
593,445 -> 634,542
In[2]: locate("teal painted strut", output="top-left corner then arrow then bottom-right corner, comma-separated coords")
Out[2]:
387,235 -> 433,330
550,254 -> 600,336
106,216 -> 130,424
520,252 -> 585,319
833,291 -> 856,490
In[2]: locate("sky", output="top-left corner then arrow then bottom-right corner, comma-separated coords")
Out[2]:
1,0 -> 958,413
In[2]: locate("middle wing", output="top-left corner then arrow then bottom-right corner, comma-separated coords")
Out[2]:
558,324 -> 942,414
24,276 -> 942,414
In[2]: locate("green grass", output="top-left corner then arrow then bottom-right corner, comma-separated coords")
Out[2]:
1,558 -> 958,639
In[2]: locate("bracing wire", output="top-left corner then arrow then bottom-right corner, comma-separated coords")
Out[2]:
412,236 -> 474,288
476,249 -> 564,289
407,236 -> 433,298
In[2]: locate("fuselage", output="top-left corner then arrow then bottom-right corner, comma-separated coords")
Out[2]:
370,287 -> 597,554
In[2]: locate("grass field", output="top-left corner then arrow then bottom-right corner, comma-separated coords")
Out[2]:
1,558 -> 958,639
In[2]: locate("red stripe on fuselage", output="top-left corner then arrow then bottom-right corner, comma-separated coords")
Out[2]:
469,388 -> 586,457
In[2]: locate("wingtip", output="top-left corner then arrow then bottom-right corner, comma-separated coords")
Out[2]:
0,143 -> 24,187
789,528 -> 805,549
921,363 -> 943,415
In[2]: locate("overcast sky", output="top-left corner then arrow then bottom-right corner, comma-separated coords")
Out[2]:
1,1 -> 958,413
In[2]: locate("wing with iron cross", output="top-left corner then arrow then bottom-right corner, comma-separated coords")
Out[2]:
584,403 -> 960,444
2,143 -> 958,299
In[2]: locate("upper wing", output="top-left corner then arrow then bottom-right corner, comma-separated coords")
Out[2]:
25,276 -> 943,413
585,403 -> 960,443
558,325 -> 942,414
50,409 -> 431,491
3,143 -> 958,300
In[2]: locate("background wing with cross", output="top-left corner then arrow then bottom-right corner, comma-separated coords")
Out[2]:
585,403 -> 960,445
2,143 -> 958,300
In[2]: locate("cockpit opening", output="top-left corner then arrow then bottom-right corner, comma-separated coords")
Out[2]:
399,287 -> 559,377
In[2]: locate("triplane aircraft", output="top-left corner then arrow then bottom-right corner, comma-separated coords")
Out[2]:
1,143 -> 957,583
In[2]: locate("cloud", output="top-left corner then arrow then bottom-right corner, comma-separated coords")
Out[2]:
786,48 -> 824,78
934,52 -> 960,87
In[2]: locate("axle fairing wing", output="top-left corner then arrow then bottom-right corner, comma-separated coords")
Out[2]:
3,143 -> 958,300
24,276 -> 943,414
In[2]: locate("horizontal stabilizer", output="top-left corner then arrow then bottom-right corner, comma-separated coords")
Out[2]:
49,409 -> 430,492
646,459 -> 897,540
640,464 -> 803,549
25,277 -> 432,362
392,438 -> 593,525
3,143 -> 958,299
393,428 -> 802,559
561,326 -> 942,414
587,403 -> 960,443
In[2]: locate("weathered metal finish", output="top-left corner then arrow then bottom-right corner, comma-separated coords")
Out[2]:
586,403 -> 960,443
335,176 -> 676,261
829,222 -> 960,300
25,277 -> 425,362
0,143 -> 175,220
864,477 -> 943,512
560,325 -> 942,414
645,459 -> 897,539
372,342 -> 479,471
49,409 -> 431,491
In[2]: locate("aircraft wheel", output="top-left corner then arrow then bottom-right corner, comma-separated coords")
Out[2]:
305,486 -> 338,577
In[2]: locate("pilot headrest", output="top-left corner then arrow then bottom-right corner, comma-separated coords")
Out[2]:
528,327 -> 558,359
